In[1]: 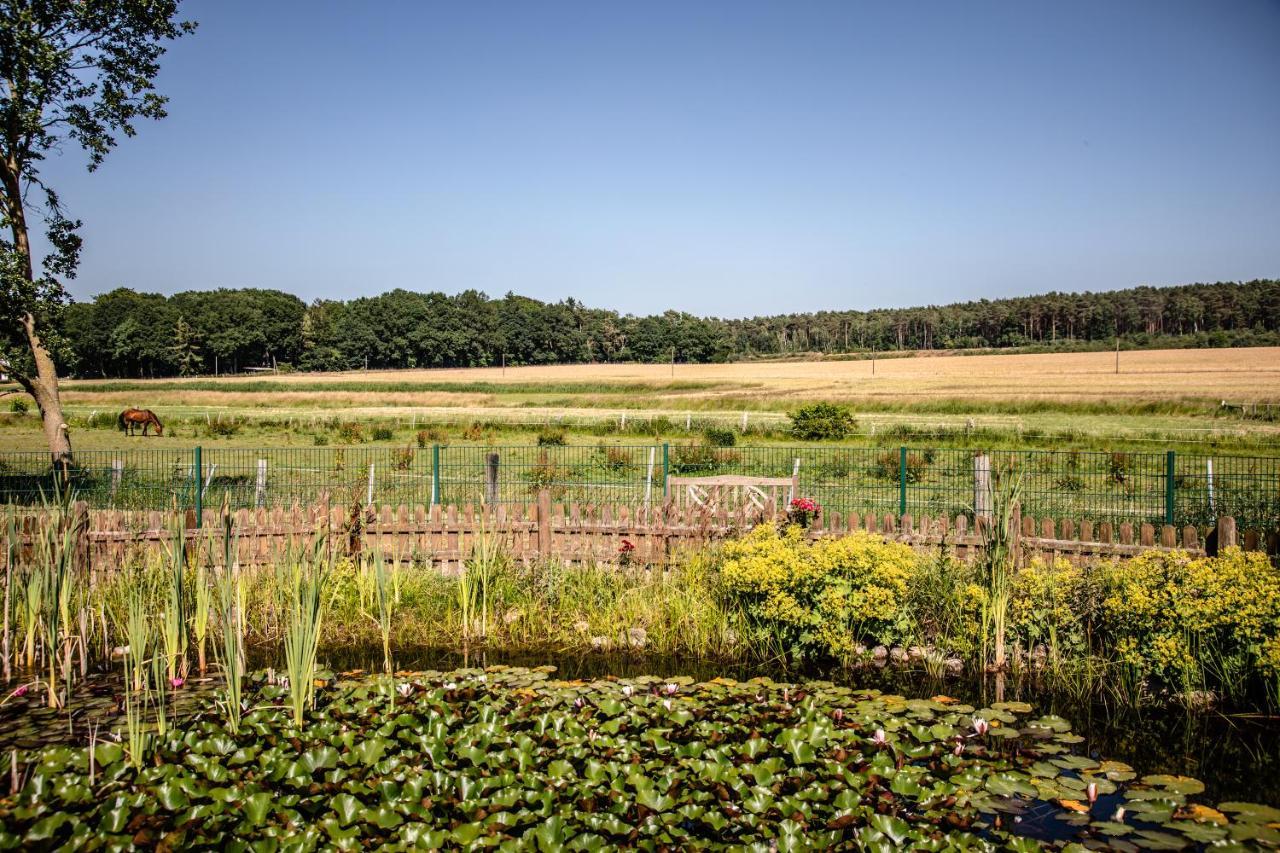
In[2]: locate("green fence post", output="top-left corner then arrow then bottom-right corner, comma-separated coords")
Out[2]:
662,443 -> 670,496
898,446 -> 907,517
193,445 -> 203,527
431,444 -> 441,506
1165,450 -> 1176,525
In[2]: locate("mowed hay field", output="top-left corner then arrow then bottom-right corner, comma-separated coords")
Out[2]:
3,347 -> 1279,451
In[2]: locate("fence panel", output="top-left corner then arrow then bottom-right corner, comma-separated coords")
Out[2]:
1,444 -> 1276,530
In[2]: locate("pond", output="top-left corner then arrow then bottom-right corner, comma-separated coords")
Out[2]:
3,647 -> 1279,822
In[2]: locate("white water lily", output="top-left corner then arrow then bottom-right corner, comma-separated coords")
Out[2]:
397,682 -> 413,698
622,685 -> 633,697
972,717 -> 989,737
872,728 -> 888,747
664,683 -> 678,695
1086,782 -> 1098,804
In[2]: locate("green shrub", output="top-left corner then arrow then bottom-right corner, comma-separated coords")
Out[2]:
336,421 -> 364,443
702,427 -> 736,447
873,449 -> 928,483
371,425 -> 395,441
598,444 -> 634,473
536,429 -> 567,447
312,433 -> 329,446
719,525 -> 918,660
205,417 -> 242,437
670,443 -> 741,474
416,428 -> 447,448
787,402 -> 856,441
87,410 -> 117,429
10,399 -> 28,414
392,446 -> 415,471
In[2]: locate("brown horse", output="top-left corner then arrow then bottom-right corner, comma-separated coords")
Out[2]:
117,408 -> 164,436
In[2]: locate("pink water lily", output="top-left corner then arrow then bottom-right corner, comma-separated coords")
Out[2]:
1086,782 -> 1098,804
622,685 -> 633,697
972,717 -> 989,737
664,683 -> 678,695
832,708 -> 843,721
662,699 -> 673,712
872,728 -> 888,747
953,739 -> 965,756
573,696 -> 585,709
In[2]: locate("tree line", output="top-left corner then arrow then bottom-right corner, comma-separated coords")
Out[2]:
61,279 -> 1280,378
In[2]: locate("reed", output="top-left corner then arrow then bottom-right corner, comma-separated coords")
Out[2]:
279,532 -> 330,726
160,521 -> 188,682
214,511 -> 245,735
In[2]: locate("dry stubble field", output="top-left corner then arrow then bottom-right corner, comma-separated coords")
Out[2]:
2,347 -> 1279,451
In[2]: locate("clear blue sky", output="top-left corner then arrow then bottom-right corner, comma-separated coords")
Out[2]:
37,0 -> 1280,316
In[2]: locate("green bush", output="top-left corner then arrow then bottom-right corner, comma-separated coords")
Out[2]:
787,402 -> 855,441
702,427 -> 736,447
873,449 -> 928,483
371,425 -> 395,441
205,417 -> 242,437
336,421 -> 364,443
536,429 -> 567,447
10,399 -> 28,414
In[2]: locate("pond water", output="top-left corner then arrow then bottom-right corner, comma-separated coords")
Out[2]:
3,645 -> 1278,811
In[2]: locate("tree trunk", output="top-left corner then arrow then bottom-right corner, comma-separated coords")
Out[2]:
15,313 -> 73,467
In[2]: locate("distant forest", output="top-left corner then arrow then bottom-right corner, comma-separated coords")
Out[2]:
59,279 -> 1280,378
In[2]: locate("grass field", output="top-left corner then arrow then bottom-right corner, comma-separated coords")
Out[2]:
2,347 -> 1279,453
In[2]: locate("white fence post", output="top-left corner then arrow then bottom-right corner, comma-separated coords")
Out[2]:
110,459 -> 123,500
367,462 -> 376,506
974,454 -> 992,519
644,446 -> 656,509
255,459 -> 267,508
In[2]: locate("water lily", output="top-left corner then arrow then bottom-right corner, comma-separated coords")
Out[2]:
872,728 -> 888,747
664,683 -> 678,695
1086,782 -> 1098,804
832,708 -> 843,721
574,696 -> 585,709
953,739 -> 965,756
622,685 -> 633,697
663,699 -> 673,711
972,717 -> 989,737
754,693 -> 764,702
278,676 -> 289,690
1113,806 -> 1126,821
397,682 -> 413,698
443,681 -> 457,690
587,729 -> 599,742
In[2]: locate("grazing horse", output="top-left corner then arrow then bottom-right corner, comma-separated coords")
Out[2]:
117,408 -> 164,436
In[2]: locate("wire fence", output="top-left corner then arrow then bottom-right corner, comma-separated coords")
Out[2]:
0,444 -> 1276,530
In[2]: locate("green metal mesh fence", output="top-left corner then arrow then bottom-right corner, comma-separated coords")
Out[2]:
0,444 -> 1276,529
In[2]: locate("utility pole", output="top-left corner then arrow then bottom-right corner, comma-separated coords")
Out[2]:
671,346 -> 675,377
502,353 -> 505,377
1115,338 -> 1120,374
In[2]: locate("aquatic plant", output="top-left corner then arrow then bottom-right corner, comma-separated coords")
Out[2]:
159,521 -> 188,683
213,513 -> 245,735
279,533 -> 330,726
1,666 -> 1274,849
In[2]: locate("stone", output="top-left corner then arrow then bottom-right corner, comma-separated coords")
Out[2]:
590,635 -> 613,652
626,627 -> 648,649
871,645 -> 888,660
907,645 -> 927,661
889,646 -> 909,666
944,658 -> 964,677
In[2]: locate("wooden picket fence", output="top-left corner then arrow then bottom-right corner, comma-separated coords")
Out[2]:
4,489 -> 1276,574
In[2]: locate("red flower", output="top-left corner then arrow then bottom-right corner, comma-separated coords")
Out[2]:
619,540 -> 636,553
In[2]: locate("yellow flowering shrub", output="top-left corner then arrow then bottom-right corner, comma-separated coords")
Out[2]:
1099,548 -> 1280,687
719,524 -> 918,659
1010,558 -> 1099,657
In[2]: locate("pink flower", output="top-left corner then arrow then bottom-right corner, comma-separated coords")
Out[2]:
169,677 -> 184,690
662,699 -> 673,712
953,740 -> 965,757
573,697 -> 584,709
972,717 -> 989,737
832,708 -> 843,721
1086,782 -> 1098,804
872,728 -> 888,747
664,683 -> 678,695
622,685 -> 633,697
13,684 -> 29,697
